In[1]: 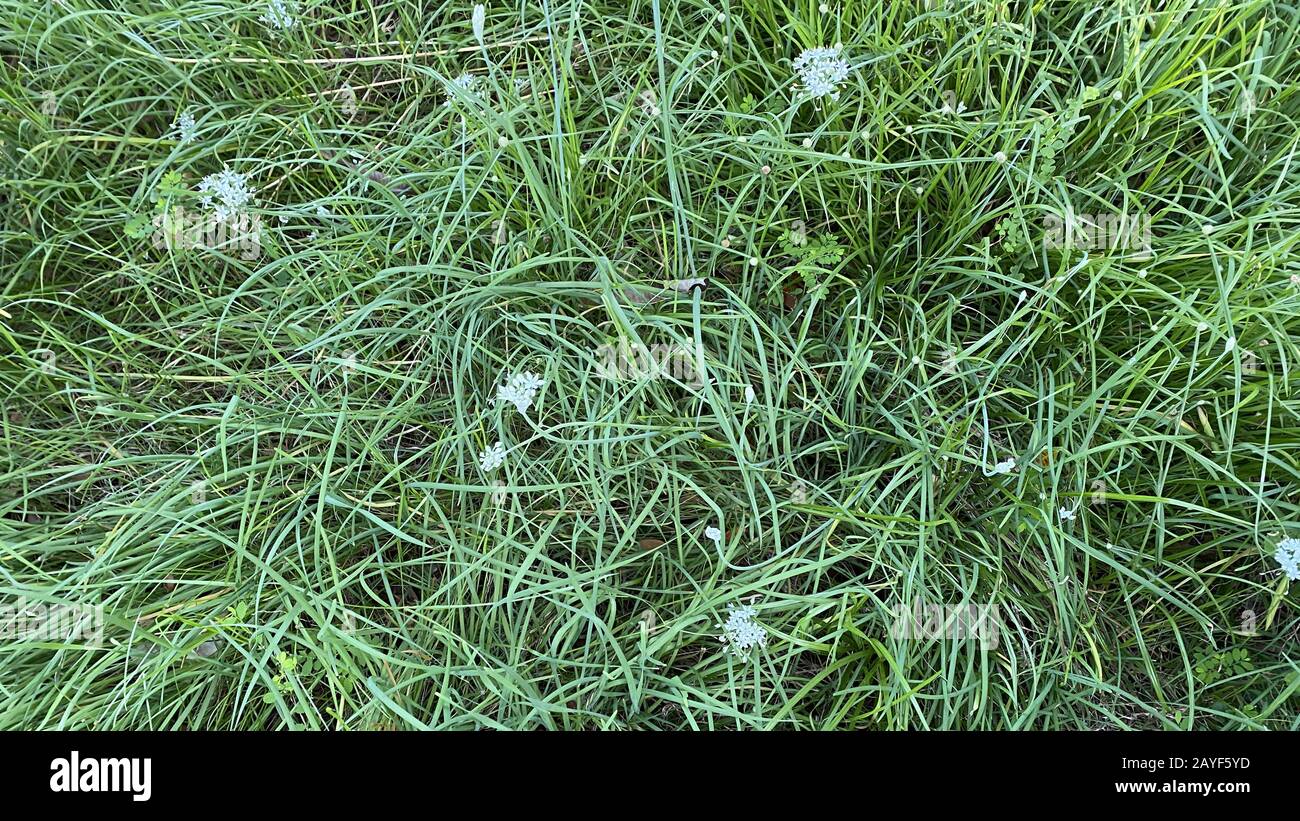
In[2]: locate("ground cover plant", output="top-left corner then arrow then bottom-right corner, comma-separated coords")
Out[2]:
2,0 -> 1299,730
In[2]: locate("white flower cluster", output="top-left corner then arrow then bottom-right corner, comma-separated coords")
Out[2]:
445,73 -> 482,105
479,440 -> 507,472
197,167 -> 255,221
496,371 -> 544,414
1275,536 -> 1300,581
173,109 -> 197,145
260,0 -> 298,31
718,603 -> 767,657
792,46 -> 851,101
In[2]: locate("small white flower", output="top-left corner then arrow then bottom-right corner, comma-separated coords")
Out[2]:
479,440 -> 507,472
496,370 -> 544,414
992,457 -> 1016,475
939,347 -> 959,373
792,46 -> 852,101
704,525 -> 722,545
1241,88 -> 1256,116
1058,506 -> 1076,522
744,384 -> 755,404
1225,336 -> 1237,353
472,4 -> 486,44
1202,223 -> 1216,235
1275,536 -> 1300,581
260,0 -> 298,31
718,603 -> 767,657
994,151 -> 1007,164
674,277 -> 706,291
316,205 -> 330,218
173,109 -> 197,145
490,478 -> 508,505
791,479 -> 808,504
197,166 -> 255,221
338,83 -> 358,118
445,73 -> 482,105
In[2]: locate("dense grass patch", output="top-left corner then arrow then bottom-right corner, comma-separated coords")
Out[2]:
2,0 -> 1299,729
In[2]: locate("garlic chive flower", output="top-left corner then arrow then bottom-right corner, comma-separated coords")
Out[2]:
173,109 -> 197,145
718,603 -> 767,657
1275,536 -> 1300,581
260,0 -> 298,31
705,525 -> 722,545
792,46 -> 852,101
479,441 -> 507,472
197,167 -> 255,222
445,73 -> 482,106
496,371 -> 544,414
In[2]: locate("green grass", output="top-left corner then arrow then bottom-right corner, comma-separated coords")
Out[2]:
2,0 -> 1299,730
